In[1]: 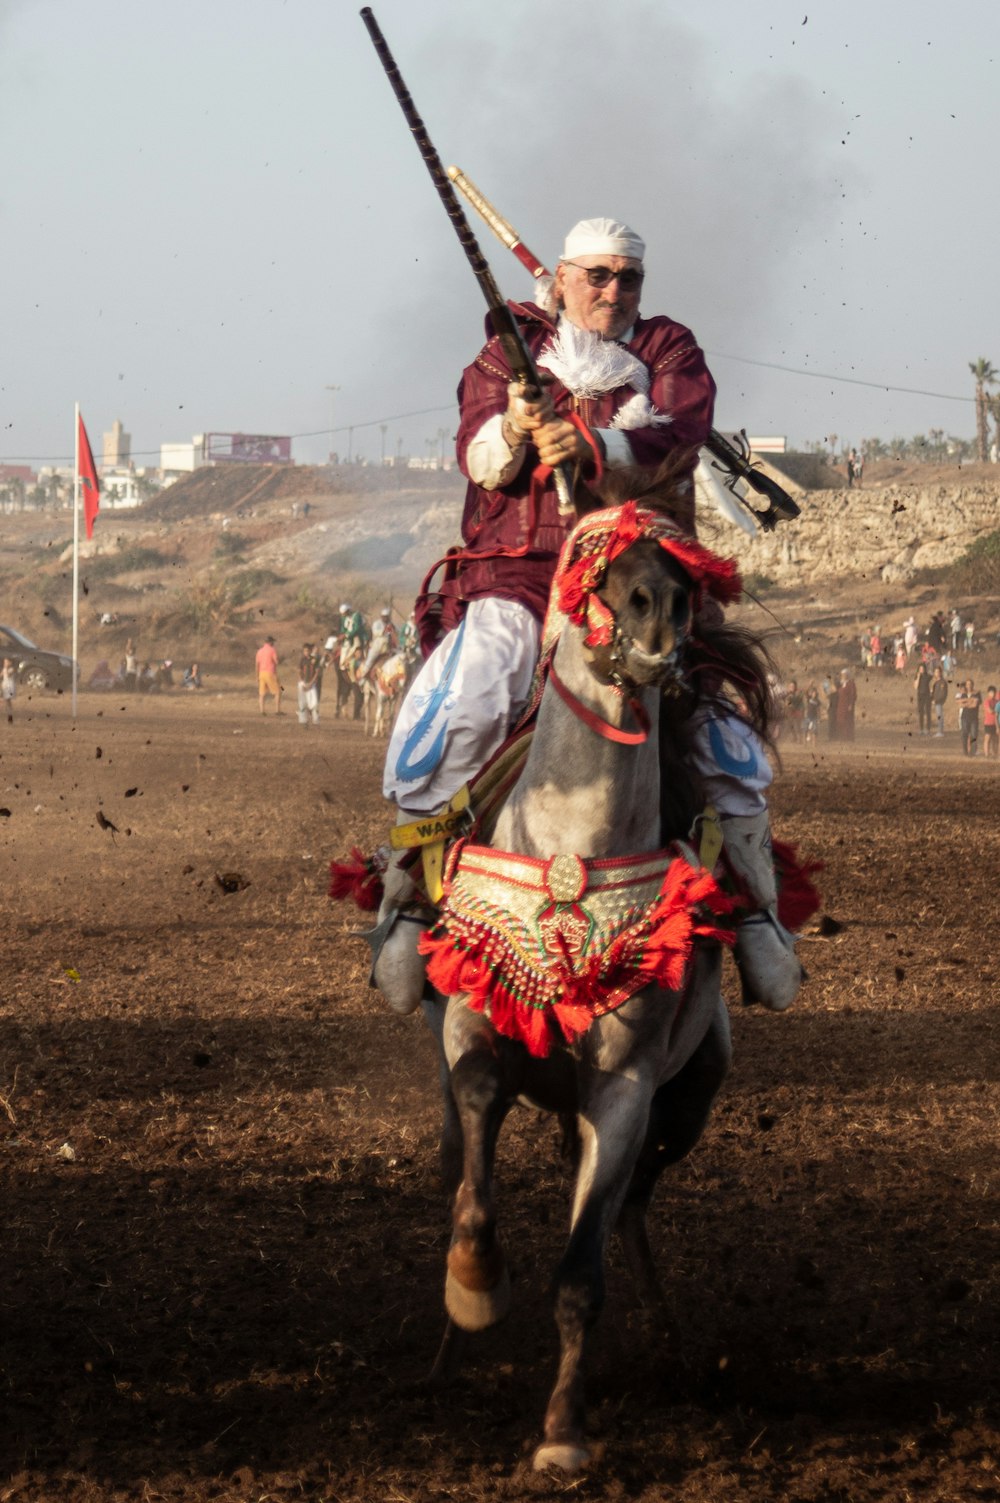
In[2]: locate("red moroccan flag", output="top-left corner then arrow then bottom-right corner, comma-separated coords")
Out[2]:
78,412 -> 100,540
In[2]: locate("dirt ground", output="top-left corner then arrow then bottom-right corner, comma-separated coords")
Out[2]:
1,687 -> 998,1503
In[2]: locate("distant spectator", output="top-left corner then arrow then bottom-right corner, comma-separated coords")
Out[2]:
255,636 -> 282,715
930,665 -> 949,736
296,643 -> 320,726
137,662 -> 157,693
893,637 -> 906,673
88,659 -> 117,690
964,619 -> 975,654
784,680 -> 804,743
903,615 -> 918,659
823,674 -> 839,741
927,613 -> 946,654
950,609 -> 963,653
183,663 -> 202,691
804,683 -> 821,744
983,685 -> 998,760
123,637 -> 138,693
2,657 -> 16,723
955,679 -> 981,757
869,627 -> 883,668
157,660 -> 175,690
835,668 -> 857,741
914,662 -> 932,736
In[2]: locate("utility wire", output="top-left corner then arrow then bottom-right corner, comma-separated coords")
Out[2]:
707,351 -> 975,404
1,355 -> 978,465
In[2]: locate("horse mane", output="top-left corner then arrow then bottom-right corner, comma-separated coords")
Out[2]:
575,452 -> 697,526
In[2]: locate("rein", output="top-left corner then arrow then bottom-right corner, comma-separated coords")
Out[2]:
548,659 -> 651,745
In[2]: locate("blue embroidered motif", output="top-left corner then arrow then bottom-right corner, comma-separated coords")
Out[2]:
707,718 -> 759,780
394,617 -> 467,783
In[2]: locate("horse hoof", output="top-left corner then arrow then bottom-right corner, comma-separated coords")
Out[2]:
532,1442 -> 590,1474
444,1261 -> 511,1331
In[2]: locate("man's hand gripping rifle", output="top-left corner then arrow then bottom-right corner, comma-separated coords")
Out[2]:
446,163 -> 801,534
359,9 -> 575,514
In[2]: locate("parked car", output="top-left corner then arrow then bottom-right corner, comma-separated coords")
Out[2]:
0,625 -> 77,692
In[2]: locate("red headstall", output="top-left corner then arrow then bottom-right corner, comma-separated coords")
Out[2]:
555,501 -> 743,648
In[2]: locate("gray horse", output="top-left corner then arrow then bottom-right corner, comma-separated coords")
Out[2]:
398,499 -> 772,1473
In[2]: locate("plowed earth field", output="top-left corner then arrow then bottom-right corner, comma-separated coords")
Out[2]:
1,693 -> 997,1503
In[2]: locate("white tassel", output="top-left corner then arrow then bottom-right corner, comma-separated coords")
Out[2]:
609,392 -> 673,432
538,322 -> 649,399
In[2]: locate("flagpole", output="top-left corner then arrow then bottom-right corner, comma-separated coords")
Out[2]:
72,401 -> 80,720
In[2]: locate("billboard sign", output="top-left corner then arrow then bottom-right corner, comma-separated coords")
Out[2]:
204,433 -> 292,464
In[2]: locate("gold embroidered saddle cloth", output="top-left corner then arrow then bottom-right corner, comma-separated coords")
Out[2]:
419,840 -> 738,1058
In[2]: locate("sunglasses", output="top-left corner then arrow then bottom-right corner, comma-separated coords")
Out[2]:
562,261 -> 644,291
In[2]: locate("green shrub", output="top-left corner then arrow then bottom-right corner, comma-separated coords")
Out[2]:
213,531 -> 250,560
946,529 -> 1000,595
86,546 -> 173,580
227,568 -> 284,606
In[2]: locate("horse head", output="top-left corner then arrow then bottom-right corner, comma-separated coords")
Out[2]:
552,499 -> 743,699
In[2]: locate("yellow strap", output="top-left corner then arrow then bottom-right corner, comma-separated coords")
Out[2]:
422,840 -> 446,905
389,784 -> 470,850
697,804 -> 723,872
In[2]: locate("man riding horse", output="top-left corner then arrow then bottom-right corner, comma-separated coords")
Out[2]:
377,216 -> 802,1015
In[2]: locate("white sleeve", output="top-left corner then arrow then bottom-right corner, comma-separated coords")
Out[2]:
466,413 -> 526,490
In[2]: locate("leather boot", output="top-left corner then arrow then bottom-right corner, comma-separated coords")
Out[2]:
721,809 -> 803,1011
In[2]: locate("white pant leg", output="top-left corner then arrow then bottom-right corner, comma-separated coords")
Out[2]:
690,711 -> 773,817
383,598 -> 540,815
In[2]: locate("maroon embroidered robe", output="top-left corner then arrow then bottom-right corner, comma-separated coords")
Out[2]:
452,300 -> 717,622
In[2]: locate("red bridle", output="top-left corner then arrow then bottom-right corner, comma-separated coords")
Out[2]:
547,658 -> 652,744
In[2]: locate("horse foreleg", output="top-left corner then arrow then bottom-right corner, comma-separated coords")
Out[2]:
535,1071 -> 652,1474
618,997 -> 732,1307
427,1317 -> 470,1385
420,993 -> 463,1196
442,1005 -> 514,1333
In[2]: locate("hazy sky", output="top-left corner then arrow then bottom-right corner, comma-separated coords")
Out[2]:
2,0 -> 997,469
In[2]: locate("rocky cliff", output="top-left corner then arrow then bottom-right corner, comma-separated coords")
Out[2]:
721,481 -> 1000,585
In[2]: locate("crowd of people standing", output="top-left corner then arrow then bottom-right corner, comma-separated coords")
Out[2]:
255,603 -> 419,725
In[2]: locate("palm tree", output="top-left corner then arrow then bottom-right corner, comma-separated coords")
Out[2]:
988,394 -> 1000,462
969,358 -> 997,462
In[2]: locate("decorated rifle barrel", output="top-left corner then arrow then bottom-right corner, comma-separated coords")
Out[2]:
359,9 -> 573,510
447,167 -> 547,280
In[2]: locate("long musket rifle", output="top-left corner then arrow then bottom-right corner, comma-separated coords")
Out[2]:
359,9 -> 574,514
446,164 -> 801,533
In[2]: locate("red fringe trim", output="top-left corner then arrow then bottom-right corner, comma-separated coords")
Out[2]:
419,853 -> 737,1059
328,848 -> 384,912
772,838 -> 823,931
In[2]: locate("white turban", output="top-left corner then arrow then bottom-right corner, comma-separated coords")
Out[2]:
561,217 -> 645,263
